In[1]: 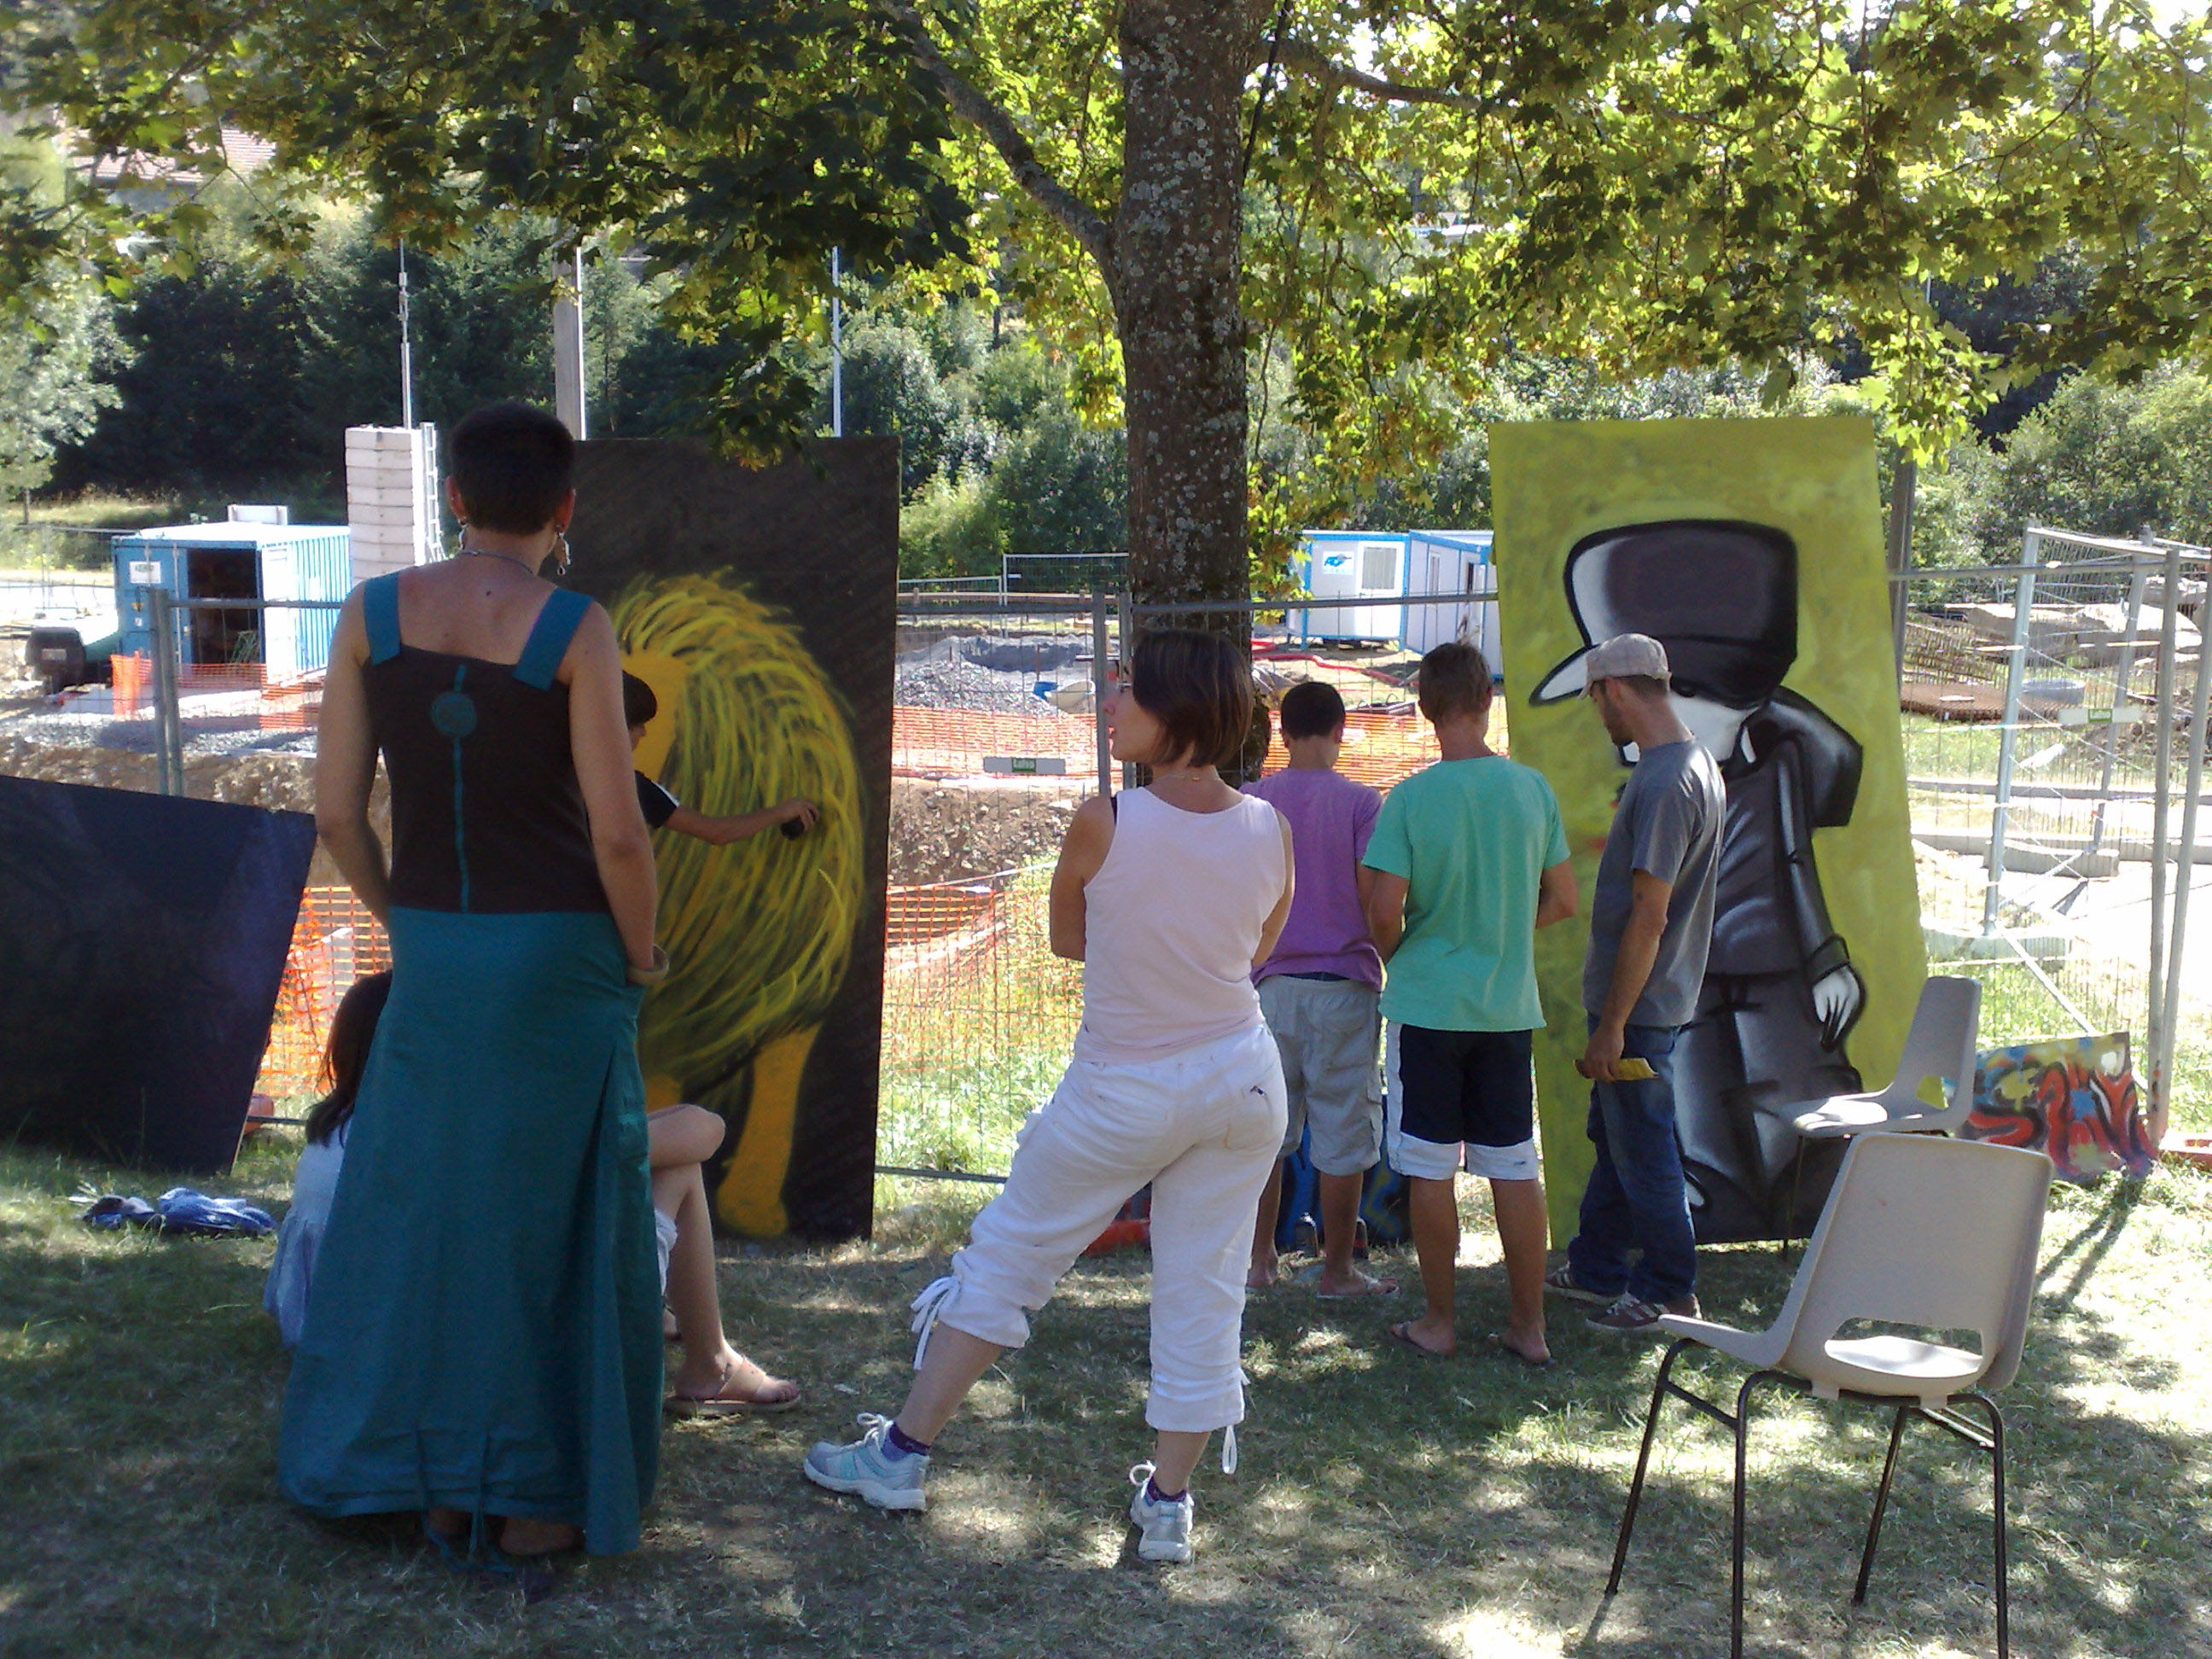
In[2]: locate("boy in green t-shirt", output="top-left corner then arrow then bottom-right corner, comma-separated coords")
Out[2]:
1364,642 -> 1576,1365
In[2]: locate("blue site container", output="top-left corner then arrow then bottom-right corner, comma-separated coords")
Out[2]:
115,522 -> 352,679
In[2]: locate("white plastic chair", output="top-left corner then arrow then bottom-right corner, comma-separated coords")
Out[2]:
1790,974 -> 1982,1138
1606,1132 -> 2052,1659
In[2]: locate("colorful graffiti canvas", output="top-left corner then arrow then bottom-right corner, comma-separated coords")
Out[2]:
567,438 -> 896,1242
1491,416 -> 1925,1243
0,775 -> 315,1173
1965,1032 -> 2152,1182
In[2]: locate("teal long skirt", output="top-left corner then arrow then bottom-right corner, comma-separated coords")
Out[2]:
277,906 -> 661,1553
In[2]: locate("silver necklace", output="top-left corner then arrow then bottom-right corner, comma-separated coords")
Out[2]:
460,546 -> 538,577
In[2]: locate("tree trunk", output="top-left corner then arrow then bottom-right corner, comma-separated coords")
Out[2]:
1112,2 -> 1260,617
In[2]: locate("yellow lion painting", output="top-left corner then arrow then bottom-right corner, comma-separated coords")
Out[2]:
614,571 -> 867,1236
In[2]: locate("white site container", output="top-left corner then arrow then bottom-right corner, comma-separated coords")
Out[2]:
1298,532 -> 1410,643
1294,528 -> 1496,663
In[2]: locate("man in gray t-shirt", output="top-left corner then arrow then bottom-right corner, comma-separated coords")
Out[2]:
1542,634 -> 1726,1335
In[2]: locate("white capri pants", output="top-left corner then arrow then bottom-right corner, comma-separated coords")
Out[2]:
911,1022 -> 1286,1434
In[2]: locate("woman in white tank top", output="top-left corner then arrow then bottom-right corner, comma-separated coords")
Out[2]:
804,631 -> 1295,1563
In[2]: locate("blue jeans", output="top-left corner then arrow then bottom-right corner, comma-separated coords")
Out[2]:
1565,1019 -> 1697,1306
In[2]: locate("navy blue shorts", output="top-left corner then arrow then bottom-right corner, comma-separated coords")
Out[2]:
1384,1023 -> 1539,1181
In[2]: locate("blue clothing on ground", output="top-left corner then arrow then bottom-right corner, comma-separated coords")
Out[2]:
83,1189 -> 276,1237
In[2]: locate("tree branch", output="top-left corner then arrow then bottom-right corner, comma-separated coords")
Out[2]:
873,0 -> 1115,274
1273,38 -> 1481,109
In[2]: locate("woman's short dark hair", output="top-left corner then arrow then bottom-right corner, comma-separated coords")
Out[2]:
1417,640 -> 1493,724
303,970 -> 393,1145
1278,678 -> 1347,740
1128,628 -> 1253,770
621,671 -> 658,730
449,403 -> 574,534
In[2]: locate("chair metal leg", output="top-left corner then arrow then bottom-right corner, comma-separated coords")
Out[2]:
1608,1338 -> 1690,1594
1854,1403 -> 1913,1603
1731,1371 -> 1778,1659
1964,1392 -> 2011,1659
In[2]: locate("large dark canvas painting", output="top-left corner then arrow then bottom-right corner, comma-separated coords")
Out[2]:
567,438 -> 896,1242
0,775 -> 315,1172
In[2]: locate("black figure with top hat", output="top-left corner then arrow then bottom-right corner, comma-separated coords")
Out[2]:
1536,520 -> 1865,1242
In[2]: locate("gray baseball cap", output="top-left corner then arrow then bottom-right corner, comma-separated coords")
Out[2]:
1576,632 -> 1671,689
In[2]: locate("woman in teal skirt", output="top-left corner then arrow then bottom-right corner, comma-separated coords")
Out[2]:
285,403 -> 665,1560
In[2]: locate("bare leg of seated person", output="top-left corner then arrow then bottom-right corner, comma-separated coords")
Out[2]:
655,1159 -> 800,1413
650,1106 -> 725,1342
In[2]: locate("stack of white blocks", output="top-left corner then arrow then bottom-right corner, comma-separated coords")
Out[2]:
345,425 -> 440,580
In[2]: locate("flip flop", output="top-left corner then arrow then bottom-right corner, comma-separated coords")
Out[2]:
1385,1320 -> 1452,1359
1298,1264 -> 1400,1299
1483,1331 -> 1556,1371
665,1354 -> 803,1417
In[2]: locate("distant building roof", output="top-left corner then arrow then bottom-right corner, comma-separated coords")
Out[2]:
88,126 -> 276,191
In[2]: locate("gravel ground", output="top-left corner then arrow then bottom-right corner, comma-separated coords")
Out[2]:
894,634 -> 1087,717
0,700 -> 317,760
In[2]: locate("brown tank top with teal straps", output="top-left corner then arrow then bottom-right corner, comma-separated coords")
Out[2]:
361,573 -> 608,914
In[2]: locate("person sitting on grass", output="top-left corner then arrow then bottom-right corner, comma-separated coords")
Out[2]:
801,628 -> 1295,1566
263,970 -> 796,1413
264,970 -> 391,1349
623,672 -> 817,842
1243,678 -> 1395,1300
1363,641 -> 1576,1366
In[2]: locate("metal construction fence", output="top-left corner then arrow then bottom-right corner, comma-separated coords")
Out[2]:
9,543 -> 2211,1168
889,587 -> 1463,792
1899,531 -> 2212,1132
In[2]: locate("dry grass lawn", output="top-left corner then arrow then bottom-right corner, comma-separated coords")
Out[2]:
3,1139 -> 2208,1658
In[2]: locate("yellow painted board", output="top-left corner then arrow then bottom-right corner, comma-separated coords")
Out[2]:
1490,416 -> 1925,1236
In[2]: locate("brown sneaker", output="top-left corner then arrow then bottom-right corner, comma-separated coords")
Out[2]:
1586,1292 -> 1700,1335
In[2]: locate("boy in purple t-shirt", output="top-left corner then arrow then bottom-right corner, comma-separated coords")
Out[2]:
1243,680 -> 1395,1298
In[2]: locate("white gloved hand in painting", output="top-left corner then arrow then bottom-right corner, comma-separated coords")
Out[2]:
1812,964 -> 1864,1049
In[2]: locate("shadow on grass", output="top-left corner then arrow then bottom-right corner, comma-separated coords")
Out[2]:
2,1145 -> 2207,1657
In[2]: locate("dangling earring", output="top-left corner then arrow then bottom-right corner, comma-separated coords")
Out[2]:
551,530 -> 571,579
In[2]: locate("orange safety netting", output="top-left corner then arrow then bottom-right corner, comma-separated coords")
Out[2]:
893,705 -> 1095,778
893,701 -> 1455,792
254,887 -> 391,1100
882,869 -> 1081,1080
1268,707 -> 1447,791
109,654 -> 323,731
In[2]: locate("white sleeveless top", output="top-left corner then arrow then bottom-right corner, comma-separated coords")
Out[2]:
1074,787 -> 1288,1064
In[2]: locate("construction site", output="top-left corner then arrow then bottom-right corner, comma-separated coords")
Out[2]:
3,522 -> 2209,1181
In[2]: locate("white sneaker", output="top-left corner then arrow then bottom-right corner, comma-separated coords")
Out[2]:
802,1413 -> 929,1511
1126,1463 -> 1193,1563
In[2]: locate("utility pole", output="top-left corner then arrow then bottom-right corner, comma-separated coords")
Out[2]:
398,242 -> 415,428
553,244 -> 587,439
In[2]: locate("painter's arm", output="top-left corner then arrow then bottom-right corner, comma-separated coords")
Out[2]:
667,798 -> 819,844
